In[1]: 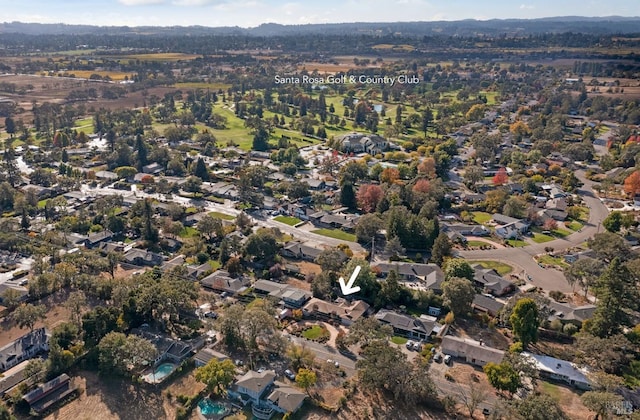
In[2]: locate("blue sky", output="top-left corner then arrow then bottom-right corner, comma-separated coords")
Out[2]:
0,0 -> 637,27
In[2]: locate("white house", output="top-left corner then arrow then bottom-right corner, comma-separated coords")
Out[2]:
522,352 -> 592,390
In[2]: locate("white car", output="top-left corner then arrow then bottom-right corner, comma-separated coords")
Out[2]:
443,355 -> 452,365
406,340 -> 414,350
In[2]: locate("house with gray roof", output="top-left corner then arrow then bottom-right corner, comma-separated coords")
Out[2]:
0,328 -> 49,372
374,309 -> 442,341
200,270 -> 249,295
441,336 -> 505,367
472,294 -> 505,317
373,262 -> 445,292
472,265 -> 515,296
253,280 -> 310,308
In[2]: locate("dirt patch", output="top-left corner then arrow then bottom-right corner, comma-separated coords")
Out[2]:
451,318 -> 511,351
287,277 -> 311,291
45,370 -> 167,420
296,261 -> 321,277
538,381 -> 592,420
0,292 -> 72,347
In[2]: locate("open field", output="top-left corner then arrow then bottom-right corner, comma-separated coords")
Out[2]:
274,215 -> 302,226
311,228 -> 357,242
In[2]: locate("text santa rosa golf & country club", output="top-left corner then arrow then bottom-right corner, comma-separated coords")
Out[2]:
274,74 -> 420,86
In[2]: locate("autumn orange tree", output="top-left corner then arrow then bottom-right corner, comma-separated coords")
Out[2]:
492,167 -> 508,186
356,184 -> 384,213
624,171 -> 640,196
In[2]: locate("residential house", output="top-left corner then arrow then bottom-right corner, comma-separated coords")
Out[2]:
308,211 -> 359,232
545,301 -> 596,328
374,309 -> 442,341
161,255 -> 186,272
0,328 -> 50,372
440,336 -> 505,367
84,230 -> 114,249
133,330 -> 193,366
373,262 -> 445,292
472,294 -> 505,317
522,352 -> 591,390
95,170 -> 118,181
200,270 -> 249,295
302,298 -> 370,326
23,373 -> 78,416
228,370 -> 306,419
472,265 -> 516,296
336,132 -> 389,155
492,213 -> 529,239
280,242 -> 323,262
253,280 -> 311,308
194,347 -> 229,367
123,249 -> 164,267
300,178 -> 325,191
442,223 -> 490,237
142,162 -> 164,175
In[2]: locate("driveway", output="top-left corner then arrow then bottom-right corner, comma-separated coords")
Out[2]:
458,170 -> 609,293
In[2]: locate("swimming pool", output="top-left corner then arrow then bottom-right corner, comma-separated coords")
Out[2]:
198,398 -> 230,418
143,362 -> 177,384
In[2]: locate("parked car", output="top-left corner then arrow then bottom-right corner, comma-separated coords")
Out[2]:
327,359 -> 339,367
204,311 -> 218,319
412,341 -> 422,352
482,408 -> 491,416
433,353 -> 443,363
284,369 -> 296,380
234,359 -> 244,366
443,355 -> 452,365
406,340 -> 414,350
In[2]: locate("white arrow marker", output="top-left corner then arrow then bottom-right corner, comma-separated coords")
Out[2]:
339,265 -> 361,296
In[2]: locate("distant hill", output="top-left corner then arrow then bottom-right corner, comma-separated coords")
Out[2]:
0,17 -> 639,37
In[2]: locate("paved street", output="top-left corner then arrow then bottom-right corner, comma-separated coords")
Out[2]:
459,170 -> 609,292
287,335 -> 357,376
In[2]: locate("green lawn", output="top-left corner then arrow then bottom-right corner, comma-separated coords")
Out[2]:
552,228 -> 572,238
506,239 -> 527,247
467,260 -> 514,275
208,211 -> 235,221
302,325 -> 329,340
467,240 -> 491,247
537,255 -> 570,269
274,215 -> 302,226
311,228 -> 357,242
531,233 -> 554,243
472,212 -> 492,224
566,221 -> 583,231
178,226 -> 199,238
391,336 -> 408,345
37,199 -> 48,209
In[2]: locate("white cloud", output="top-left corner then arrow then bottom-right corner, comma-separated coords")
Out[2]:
172,0 -> 226,5
520,4 -> 535,10
118,0 -> 165,6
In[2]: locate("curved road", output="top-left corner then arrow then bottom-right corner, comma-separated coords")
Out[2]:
458,171 -> 609,293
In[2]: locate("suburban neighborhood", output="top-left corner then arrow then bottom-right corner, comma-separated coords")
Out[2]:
0,14 -> 638,420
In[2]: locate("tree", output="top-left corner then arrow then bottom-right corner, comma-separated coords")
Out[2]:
587,232 -> 631,262
347,317 -> 393,347
13,303 -> 46,331
193,157 -> 210,181
195,358 -> 237,395
355,213 -> 382,244
483,361 -> 521,396
4,117 -> 15,138
588,258 -> 638,338
252,126 -> 270,151
509,298 -> 540,348
602,211 -> 623,233
516,392 -> 569,420
64,290 -> 87,327
98,332 -> 156,375
576,333 -> 632,374
356,184 -> 384,213
24,357 -> 47,384
377,269 -> 403,308
564,257 -> 604,296
464,165 -> 484,189
295,368 -> 317,396
492,167 -> 508,186
339,181 -> 356,209
503,196 -> 527,219
198,214 -> 224,242
442,277 -> 476,317
623,170 -> 640,196
286,344 -> 315,372
1,288 -> 22,310
243,229 -> 279,263
484,189 -> 508,213
581,391 -> 623,419
444,258 -> 474,281
430,233 -> 452,266
453,373 -> 490,418
314,248 -> 346,273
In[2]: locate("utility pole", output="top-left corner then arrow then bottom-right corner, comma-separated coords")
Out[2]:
370,235 -> 375,263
